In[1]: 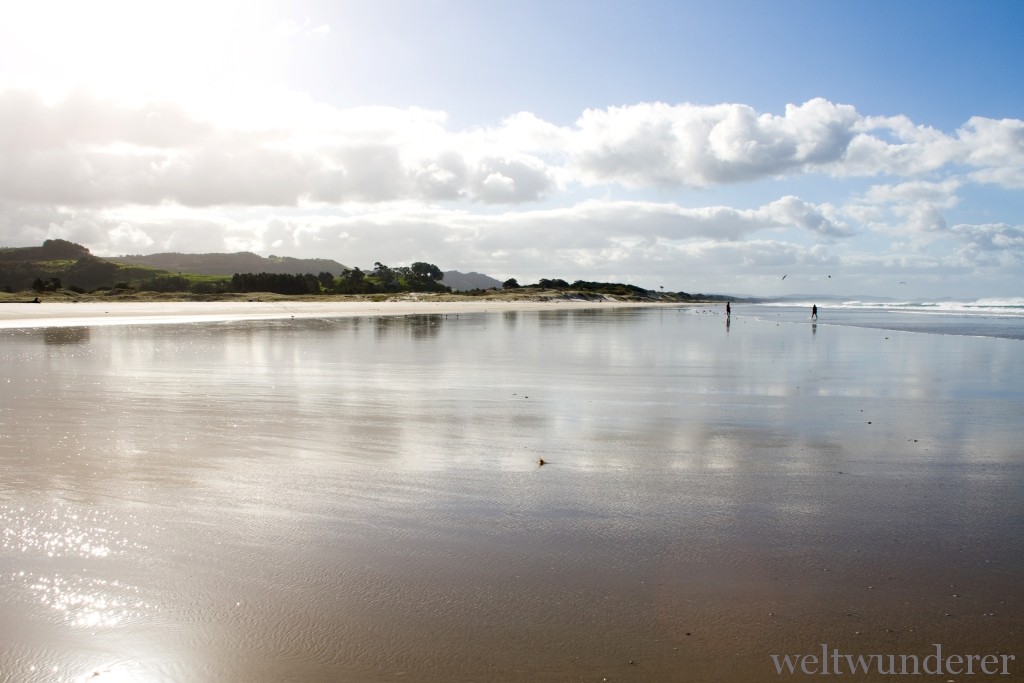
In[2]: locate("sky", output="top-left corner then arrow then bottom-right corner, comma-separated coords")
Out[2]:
1,0 -> 1023,299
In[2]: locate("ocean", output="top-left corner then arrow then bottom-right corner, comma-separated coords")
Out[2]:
739,297 -> 1024,340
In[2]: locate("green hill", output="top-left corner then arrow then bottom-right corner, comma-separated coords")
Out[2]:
111,252 -> 347,276
0,240 -> 164,292
0,241 -> 353,294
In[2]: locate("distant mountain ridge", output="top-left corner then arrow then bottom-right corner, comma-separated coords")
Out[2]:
112,252 -> 348,276
441,271 -> 503,291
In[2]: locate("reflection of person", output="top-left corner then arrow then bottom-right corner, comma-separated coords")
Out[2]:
811,304 -> 818,320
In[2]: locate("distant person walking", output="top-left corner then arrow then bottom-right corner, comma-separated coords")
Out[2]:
725,302 -> 731,316
811,304 -> 818,320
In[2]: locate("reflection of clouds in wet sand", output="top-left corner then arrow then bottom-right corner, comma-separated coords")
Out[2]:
0,300 -> 672,330
0,308 -> 1021,681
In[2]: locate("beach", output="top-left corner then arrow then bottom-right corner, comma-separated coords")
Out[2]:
0,303 -> 1021,682
0,298 -> 674,330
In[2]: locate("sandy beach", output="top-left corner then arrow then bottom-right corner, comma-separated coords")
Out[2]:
1,305 -> 1021,682
0,297 -> 687,329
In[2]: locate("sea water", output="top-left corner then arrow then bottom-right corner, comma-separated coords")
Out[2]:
1,308 -> 1022,682
743,297 -> 1024,340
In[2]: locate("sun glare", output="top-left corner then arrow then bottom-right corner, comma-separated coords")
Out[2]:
2,0 -> 288,104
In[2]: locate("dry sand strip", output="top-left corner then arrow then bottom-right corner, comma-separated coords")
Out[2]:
0,299 -> 697,329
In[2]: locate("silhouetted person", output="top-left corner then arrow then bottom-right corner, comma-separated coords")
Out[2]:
811,304 -> 818,320
725,302 -> 731,316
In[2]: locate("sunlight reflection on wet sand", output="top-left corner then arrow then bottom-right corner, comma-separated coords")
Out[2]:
1,308 -> 1022,681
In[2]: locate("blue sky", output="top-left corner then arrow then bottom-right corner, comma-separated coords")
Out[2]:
1,0 -> 1022,299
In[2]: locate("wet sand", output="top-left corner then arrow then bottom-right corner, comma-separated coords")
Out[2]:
0,299 -> 679,330
0,307 -> 1021,681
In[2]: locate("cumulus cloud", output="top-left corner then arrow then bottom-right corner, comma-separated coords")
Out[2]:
2,89 -> 1024,213
957,116 -> 1024,167
675,239 -> 837,270
841,115 -> 1024,187
410,151 -> 468,200
900,203 -> 949,234
0,90 -> 556,208
1,86 -> 1023,296
862,179 -> 962,208
470,157 -> 553,203
312,144 -> 408,203
969,166 -> 1024,188
3,193 -> 842,265
760,196 -> 851,237
841,179 -> 966,253
951,222 -> 1024,255
570,98 -> 858,187
841,115 -> 960,176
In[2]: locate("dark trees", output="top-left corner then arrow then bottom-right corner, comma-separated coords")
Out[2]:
333,268 -> 370,294
410,262 -> 443,282
231,272 -> 321,294
370,262 -> 450,293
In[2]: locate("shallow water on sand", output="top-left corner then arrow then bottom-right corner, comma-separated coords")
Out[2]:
1,308 -> 1022,682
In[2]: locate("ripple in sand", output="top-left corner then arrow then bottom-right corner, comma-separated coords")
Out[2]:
9,571 -> 152,629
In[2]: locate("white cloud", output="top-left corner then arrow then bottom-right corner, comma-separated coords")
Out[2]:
969,166 -> 1024,188
862,179 -> 962,208
0,90 -> 561,208
570,98 -> 858,187
951,222 -> 1024,255
841,115 -> 1024,189
3,89 -> 1024,213
841,115 -> 960,176
957,116 -> 1024,167
900,203 -> 949,234
1,85 -> 1023,297
470,157 -> 553,203
760,196 -> 851,237
14,196 -> 846,277
844,180 -> 962,247
410,152 -> 469,201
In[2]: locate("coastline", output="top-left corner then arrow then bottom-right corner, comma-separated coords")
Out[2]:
0,295 -> 702,329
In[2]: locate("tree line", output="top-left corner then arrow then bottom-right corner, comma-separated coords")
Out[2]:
500,278 -> 650,296
9,260 -> 449,296
229,261 -> 449,295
